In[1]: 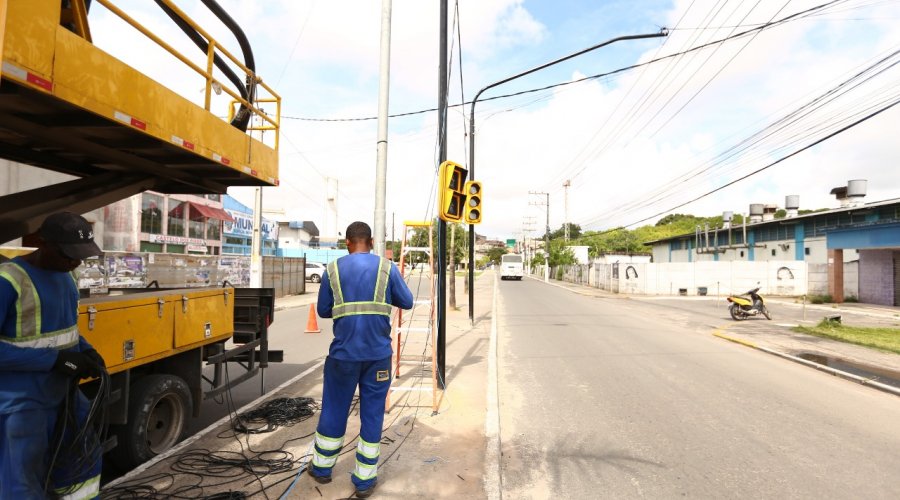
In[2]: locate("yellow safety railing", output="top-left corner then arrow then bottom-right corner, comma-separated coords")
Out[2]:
228,97 -> 281,152
94,0 -> 280,150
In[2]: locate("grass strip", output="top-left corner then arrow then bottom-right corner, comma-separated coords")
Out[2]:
793,320 -> 900,355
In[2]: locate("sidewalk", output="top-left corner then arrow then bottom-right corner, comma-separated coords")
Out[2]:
529,274 -> 900,392
105,274 -> 496,499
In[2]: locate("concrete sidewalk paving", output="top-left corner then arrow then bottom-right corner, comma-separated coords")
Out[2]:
104,274 -> 496,499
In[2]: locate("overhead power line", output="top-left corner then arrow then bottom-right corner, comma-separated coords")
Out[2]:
282,0 -> 853,124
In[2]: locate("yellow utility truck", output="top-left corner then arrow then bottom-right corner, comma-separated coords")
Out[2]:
0,0 -> 282,469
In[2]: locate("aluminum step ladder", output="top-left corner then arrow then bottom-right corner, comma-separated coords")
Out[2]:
386,221 -> 439,413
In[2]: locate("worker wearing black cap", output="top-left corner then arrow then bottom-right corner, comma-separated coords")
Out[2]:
0,212 -> 106,499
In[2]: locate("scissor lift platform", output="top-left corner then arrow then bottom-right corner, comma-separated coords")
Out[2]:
0,0 -> 281,242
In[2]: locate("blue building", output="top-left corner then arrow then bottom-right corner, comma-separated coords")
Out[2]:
222,195 -> 278,256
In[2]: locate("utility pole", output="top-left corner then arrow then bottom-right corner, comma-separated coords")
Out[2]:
449,223 -> 456,309
250,187 -> 263,287
522,215 -> 536,272
529,191 -> 549,283
436,0 -> 448,388
373,0 -> 393,257
563,179 -> 571,242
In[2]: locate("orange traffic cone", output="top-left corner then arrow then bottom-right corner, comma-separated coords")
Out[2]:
304,303 -> 321,334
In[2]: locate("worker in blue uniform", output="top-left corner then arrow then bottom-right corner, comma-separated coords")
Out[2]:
0,212 -> 106,499
309,221 -> 413,498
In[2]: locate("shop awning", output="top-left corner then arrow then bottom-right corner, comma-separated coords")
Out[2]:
169,201 -> 234,222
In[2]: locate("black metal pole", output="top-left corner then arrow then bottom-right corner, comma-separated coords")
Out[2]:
437,0 -> 448,389
466,30 -> 667,320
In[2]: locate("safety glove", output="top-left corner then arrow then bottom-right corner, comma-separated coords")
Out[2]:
53,351 -> 104,379
83,348 -> 106,370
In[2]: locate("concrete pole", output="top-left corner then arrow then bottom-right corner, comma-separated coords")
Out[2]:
373,0 -> 392,257
249,187 -> 263,287
563,179 -> 571,242
544,192 -> 550,283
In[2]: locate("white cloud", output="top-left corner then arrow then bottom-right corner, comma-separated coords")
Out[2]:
85,0 -> 900,242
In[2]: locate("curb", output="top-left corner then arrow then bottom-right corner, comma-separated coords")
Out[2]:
712,331 -> 900,398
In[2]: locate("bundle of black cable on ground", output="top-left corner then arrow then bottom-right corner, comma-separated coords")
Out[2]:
101,366 -> 326,500
47,370 -> 111,498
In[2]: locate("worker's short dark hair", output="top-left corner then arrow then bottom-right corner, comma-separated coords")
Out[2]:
346,221 -> 372,242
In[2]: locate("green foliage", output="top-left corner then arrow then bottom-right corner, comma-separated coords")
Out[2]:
808,294 -> 833,304
793,321 -> 900,354
408,219 -> 469,264
486,246 -> 508,265
547,239 -> 576,267
531,253 -> 545,266
548,223 -> 582,240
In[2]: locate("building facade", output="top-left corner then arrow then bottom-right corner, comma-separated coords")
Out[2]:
277,221 -> 320,255
646,195 -> 900,306
221,195 -> 278,256
114,192 -> 231,255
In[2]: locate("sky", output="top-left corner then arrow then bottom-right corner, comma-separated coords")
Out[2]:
88,0 -> 900,242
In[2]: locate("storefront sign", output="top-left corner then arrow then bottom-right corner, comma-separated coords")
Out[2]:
187,244 -> 208,253
224,210 -> 279,241
148,234 -> 206,245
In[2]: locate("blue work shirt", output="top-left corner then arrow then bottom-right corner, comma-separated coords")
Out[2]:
0,257 -> 92,415
317,253 -> 413,361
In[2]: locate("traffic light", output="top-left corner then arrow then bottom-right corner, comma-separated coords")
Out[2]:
464,181 -> 482,224
438,160 -> 467,222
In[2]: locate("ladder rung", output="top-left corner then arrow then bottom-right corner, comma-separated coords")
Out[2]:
389,387 -> 434,392
398,327 -> 431,333
413,300 -> 431,304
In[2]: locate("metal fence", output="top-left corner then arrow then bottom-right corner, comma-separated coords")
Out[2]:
77,252 -> 307,298
262,256 -> 306,297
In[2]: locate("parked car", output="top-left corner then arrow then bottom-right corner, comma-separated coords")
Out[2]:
306,262 -> 326,283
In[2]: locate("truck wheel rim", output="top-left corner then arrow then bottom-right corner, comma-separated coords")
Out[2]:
146,394 -> 185,454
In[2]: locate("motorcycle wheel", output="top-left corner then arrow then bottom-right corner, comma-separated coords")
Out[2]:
729,303 -> 744,321
762,305 -> 772,320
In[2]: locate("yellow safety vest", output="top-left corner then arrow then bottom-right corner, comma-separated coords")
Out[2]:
0,262 -> 79,349
326,257 -> 393,318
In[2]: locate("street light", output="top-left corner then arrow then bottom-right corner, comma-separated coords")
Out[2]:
465,30 -> 669,321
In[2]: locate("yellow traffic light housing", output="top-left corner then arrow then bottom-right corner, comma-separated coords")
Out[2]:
438,160 -> 468,222
464,181 -> 482,224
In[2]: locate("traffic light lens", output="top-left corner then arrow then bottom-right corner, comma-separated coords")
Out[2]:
468,196 -> 480,207
469,209 -> 479,220
468,184 -> 480,195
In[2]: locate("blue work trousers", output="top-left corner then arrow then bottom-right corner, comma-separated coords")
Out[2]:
0,391 -> 101,499
311,355 -> 392,490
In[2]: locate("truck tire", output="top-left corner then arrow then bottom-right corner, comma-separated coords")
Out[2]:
108,374 -> 192,470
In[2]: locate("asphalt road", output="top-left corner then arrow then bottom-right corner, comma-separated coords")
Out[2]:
495,278 -> 900,499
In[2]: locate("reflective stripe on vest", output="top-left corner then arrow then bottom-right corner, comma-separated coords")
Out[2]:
0,262 -> 79,350
327,257 -> 393,319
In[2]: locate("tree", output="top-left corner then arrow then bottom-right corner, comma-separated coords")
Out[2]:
548,223 -> 582,240
486,246 -> 508,265
547,240 -> 576,267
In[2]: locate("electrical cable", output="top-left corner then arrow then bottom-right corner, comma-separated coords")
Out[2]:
581,44 -> 900,228
47,370 -> 110,498
610,89 -> 900,229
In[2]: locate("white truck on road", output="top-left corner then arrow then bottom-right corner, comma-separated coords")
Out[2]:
500,254 -> 524,280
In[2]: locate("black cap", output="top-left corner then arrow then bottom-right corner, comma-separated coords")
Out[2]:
38,212 -> 102,260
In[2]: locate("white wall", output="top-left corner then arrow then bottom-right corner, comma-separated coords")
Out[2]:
594,260 -> 809,296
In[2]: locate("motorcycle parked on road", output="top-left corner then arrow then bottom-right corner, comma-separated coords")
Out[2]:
726,287 -> 771,320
